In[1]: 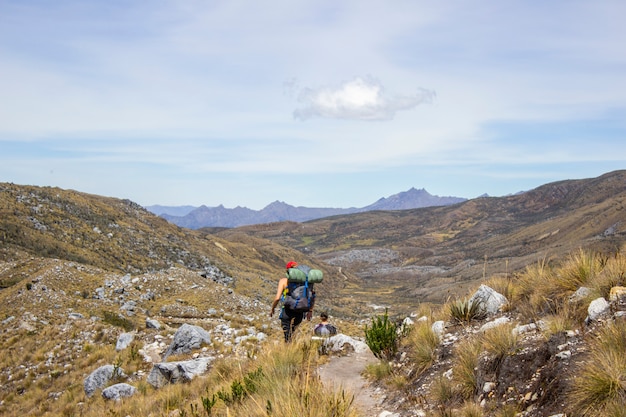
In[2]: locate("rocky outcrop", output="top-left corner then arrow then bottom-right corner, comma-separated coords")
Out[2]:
468,284 -> 508,314
101,383 -> 137,401
84,365 -> 127,397
162,324 -> 212,359
115,332 -> 135,351
381,284 -> 626,417
147,357 -> 213,389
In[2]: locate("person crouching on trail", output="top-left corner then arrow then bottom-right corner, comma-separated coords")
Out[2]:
270,261 -> 315,342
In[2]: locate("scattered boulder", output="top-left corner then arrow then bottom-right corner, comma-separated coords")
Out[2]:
116,332 -> 134,351
479,316 -> 510,332
569,286 -> 593,303
513,321 -> 545,336
84,365 -> 126,397
431,321 -> 445,339
162,323 -> 212,359
146,317 -> 162,330
102,383 -> 136,401
469,285 -> 508,315
147,357 -> 213,389
609,286 -> 626,302
587,297 -> 610,322
323,334 -> 369,355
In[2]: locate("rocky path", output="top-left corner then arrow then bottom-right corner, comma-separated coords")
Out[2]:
318,347 -> 389,417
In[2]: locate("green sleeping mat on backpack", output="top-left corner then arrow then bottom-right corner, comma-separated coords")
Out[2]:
286,267 -> 323,283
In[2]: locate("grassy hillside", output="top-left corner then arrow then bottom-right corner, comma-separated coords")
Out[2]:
0,182 -> 353,316
1,174 -> 626,416
223,170 -> 626,310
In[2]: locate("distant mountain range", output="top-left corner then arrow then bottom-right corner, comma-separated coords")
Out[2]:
145,188 -> 467,229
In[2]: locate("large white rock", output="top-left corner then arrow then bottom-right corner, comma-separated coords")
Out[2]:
587,297 -> 610,321
469,285 -> 508,314
324,334 -> 369,354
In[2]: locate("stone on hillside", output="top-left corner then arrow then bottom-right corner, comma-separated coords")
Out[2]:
141,290 -> 156,301
102,383 -> 136,401
116,332 -> 134,351
609,286 -> 626,302
324,334 -> 369,355
84,365 -> 126,397
431,321 -> 445,339
402,317 -> 415,327
587,297 -> 610,322
121,274 -> 132,285
569,286 -> 593,303
479,316 -> 510,332
120,300 -> 137,315
513,320 -> 545,336
146,317 -> 162,329
147,357 -> 213,388
163,323 -> 212,359
469,285 -> 508,314
378,411 -> 401,417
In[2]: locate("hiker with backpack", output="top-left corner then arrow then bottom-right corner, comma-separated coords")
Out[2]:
270,261 -> 322,342
314,312 -> 338,337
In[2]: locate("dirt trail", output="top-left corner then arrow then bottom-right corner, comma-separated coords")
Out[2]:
318,348 -> 387,417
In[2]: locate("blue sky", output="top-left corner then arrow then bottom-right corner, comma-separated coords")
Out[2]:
1,1 -> 625,210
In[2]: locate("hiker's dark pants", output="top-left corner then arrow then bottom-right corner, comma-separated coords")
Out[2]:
279,307 -> 305,342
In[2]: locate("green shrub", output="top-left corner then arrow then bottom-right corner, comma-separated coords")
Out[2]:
364,309 -> 398,360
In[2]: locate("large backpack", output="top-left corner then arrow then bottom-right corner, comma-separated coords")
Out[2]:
282,265 -> 323,312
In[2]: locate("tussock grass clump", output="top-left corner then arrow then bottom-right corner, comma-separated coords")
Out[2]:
592,253 -> 626,299
558,249 -> 602,291
568,320 -> 626,416
515,258 -> 557,316
451,337 -> 483,400
514,251 -> 603,319
404,320 -> 440,376
481,323 -> 518,359
541,300 -> 583,338
102,310 -> 135,331
458,400 -> 484,417
448,298 -> 485,324
363,361 -> 393,381
430,374 -> 456,409
494,403 -> 519,417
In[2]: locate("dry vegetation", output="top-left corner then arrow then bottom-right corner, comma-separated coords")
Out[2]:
1,174 -> 626,416
371,245 -> 626,416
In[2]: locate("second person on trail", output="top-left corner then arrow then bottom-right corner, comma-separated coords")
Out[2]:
270,261 -> 316,342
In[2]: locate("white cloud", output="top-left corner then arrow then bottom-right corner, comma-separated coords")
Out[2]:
293,76 -> 435,121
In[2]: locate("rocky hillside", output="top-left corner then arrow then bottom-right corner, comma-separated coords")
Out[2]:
0,182 -> 358,315
223,170 -> 626,313
1,173 -> 626,416
0,183 -> 362,416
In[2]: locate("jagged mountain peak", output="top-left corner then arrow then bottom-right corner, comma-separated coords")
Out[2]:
153,188 -> 467,229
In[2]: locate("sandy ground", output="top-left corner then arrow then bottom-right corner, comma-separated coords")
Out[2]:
317,349 -> 387,417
